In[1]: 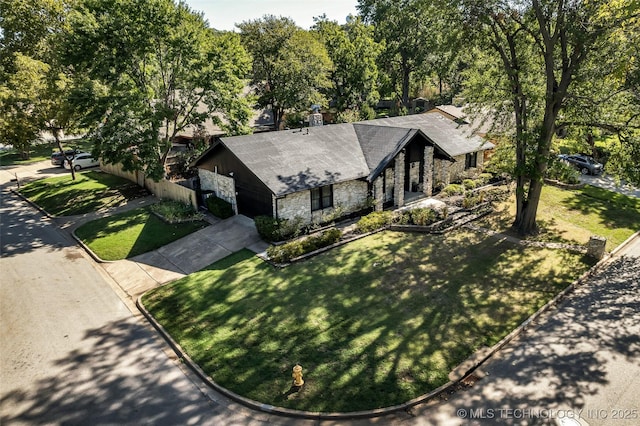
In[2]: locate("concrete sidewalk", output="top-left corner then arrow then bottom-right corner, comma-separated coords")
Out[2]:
100,214 -> 269,300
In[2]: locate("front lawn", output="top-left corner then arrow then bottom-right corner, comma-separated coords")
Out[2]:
19,171 -> 148,216
143,230 -> 592,412
75,207 -> 208,260
480,185 -> 640,251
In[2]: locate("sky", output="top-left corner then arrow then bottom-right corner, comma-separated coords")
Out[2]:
184,0 -> 359,31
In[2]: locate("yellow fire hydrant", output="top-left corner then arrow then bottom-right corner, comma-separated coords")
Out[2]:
292,364 -> 304,387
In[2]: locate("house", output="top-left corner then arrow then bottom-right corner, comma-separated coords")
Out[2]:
192,113 -> 494,224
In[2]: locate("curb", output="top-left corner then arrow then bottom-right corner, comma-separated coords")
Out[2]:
136,293 -> 458,420
134,234 -> 636,420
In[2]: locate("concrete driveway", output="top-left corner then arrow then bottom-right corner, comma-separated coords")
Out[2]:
100,214 -> 269,300
580,174 -> 640,198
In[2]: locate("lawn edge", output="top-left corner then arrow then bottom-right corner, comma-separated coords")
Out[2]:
135,240 -> 625,420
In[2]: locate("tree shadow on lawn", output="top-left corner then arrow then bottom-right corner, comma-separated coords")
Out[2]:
560,187 -> 640,234
20,171 -> 149,216
435,255 -> 640,415
144,230 -> 595,413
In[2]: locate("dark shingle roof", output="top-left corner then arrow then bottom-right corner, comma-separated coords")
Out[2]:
197,113 -> 494,196
220,123 -> 369,196
358,114 -> 493,157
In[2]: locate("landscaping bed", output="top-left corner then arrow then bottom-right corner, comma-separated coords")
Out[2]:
142,229 -> 593,412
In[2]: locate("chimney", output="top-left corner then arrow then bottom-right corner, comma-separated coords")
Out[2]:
308,104 -> 323,127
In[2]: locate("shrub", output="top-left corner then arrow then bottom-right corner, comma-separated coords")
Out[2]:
442,184 -> 464,196
439,206 -> 449,220
205,195 -> 234,219
255,216 -> 280,241
267,228 -> 342,263
410,208 -> 437,226
255,215 -> 305,242
462,179 -> 477,190
356,211 -> 393,233
150,201 -> 201,222
479,173 -> 494,184
546,159 -> 580,184
462,192 -> 484,209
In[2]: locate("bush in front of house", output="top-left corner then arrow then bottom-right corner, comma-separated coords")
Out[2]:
267,228 -> 342,263
255,215 -> 305,242
462,179 -> 477,190
478,173 -> 494,184
462,192 -> 485,209
205,195 -> 234,219
150,200 -> 202,223
442,183 -> 464,196
356,211 -> 394,233
410,208 -> 438,226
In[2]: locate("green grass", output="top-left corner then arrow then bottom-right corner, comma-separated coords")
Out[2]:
482,185 -> 640,251
19,171 -> 148,216
143,230 -> 592,412
0,139 -> 92,166
75,207 -> 208,260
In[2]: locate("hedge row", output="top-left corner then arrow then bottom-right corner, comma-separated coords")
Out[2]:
267,228 -> 342,263
205,195 -> 234,219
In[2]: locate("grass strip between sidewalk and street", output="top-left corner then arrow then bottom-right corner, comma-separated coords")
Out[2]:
143,229 -> 593,412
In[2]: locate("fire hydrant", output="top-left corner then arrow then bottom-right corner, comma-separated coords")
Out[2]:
292,364 -> 304,387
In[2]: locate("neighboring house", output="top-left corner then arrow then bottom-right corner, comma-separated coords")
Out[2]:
193,113 -> 494,224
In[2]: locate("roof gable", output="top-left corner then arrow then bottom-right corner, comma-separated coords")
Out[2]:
359,114 -> 493,157
194,113 -> 494,196
219,123 -> 369,196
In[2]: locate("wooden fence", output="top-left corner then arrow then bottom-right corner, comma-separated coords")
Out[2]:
101,162 -> 198,209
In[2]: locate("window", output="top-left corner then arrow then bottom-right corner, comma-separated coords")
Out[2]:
311,185 -> 333,211
465,152 -> 478,169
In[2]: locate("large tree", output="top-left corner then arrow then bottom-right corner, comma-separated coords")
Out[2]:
313,15 -> 382,119
358,0 -> 457,109
63,0 -> 252,181
238,15 -> 332,129
0,0 -> 76,162
460,0 -> 638,235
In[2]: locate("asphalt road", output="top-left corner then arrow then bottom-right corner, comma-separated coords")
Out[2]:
0,190 -> 279,425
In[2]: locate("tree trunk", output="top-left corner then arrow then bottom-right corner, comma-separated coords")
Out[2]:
54,129 -> 76,181
402,70 -> 410,109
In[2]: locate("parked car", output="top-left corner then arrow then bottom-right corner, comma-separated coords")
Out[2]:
558,154 -> 603,175
63,152 -> 99,171
51,149 -> 77,167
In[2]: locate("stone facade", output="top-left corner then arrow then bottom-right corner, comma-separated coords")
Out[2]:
448,153 -> 486,183
276,180 -> 369,225
198,168 -> 238,214
393,151 -> 405,207
423,146 -> 434,196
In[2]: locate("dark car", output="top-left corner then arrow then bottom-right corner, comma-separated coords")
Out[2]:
558,154 -> 604,175
51,149 -> 77,167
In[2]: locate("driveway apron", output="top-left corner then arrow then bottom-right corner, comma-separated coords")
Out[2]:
101,214 -> 269,299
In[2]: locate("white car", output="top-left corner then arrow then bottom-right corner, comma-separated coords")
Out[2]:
64,152 -> 100,171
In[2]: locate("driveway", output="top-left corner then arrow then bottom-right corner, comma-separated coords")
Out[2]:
580,174 -> 640,198
100,214 -> 269,300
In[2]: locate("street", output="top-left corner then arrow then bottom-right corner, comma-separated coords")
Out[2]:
0,190 -> 272,425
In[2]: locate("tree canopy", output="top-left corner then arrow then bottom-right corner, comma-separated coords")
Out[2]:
238,15 -> 332,130
459,0 -> 639,234
313,15 -> 382,120
63,0 -> 252,180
